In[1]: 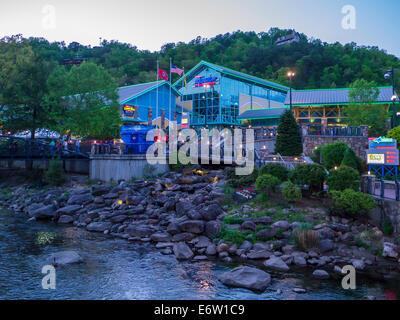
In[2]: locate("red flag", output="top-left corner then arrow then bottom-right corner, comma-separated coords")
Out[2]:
158,68 -> 168,81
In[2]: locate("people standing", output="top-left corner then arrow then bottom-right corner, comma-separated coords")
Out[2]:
75,140 -> 80,153
63,140 -> 68,153
49,140 -> 55,155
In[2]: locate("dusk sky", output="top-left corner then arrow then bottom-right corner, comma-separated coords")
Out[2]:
0,0 -> 399,57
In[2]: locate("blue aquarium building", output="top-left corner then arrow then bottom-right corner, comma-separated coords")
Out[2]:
173,61 -> 289,128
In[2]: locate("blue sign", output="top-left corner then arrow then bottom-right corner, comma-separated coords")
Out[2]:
194,76 -> 218,86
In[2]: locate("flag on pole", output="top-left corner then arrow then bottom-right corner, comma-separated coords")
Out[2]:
170,64 -> 184,76
158,68 -> 168,81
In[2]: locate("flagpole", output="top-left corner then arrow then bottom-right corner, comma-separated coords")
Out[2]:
156,59 -> 159,130
169,57 -> 172,129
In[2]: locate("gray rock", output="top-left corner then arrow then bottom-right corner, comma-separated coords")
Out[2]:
247,250 -> 272,260
204,220 -> 222,238
239,240 -> 253,251
91,186 -> 111,196
313,269 -> 330,279
293,255 -> 307,266
29,204 -> 56,219
86,222 -> 112,232
382,242 -> 399,259
172,232 -> 196,242
263,256 -> 290,272
195,236 -> 212,248
199,203 -> 223,221
126,225 -> 154,237
271,220 -> 291,231
256,228 -> 277,239
58,215 -> 73,224
110,215 -> 128,223
56,205 -> 81,215
67,193 -> 94,205
219,266 -> 271,292
173,242 -> 194,260
241,221 -> 256,231
150,232 -> 171,242
167,222 -> 180,235
319,239 -> 334,253
46,251 -> 83,266
175,200 -> 192,216
351,259 -> 365,270
206,244 -> 217,255
178,220 -> 205,234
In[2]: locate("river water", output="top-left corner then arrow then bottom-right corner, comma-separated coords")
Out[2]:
0,208 -> 398,300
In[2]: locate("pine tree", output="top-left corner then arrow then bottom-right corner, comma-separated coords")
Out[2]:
341,148 -> 362,173
275,109 -> 303,156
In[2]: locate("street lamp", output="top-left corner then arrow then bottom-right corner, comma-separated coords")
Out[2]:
287,71 -> 295,111
384,68 -> 397,128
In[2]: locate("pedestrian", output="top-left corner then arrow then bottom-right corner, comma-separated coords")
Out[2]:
49,140 -> 55,155
56,140 -> 61,153
75,140 -> 80,153
63,140 -> 68,153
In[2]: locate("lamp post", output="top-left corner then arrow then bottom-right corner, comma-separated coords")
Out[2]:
287,71 -> 295,111
384,67 -> 397,128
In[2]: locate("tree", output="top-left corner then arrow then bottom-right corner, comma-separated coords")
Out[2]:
327,165 -> 360,191
49,62 -> 121,140
346,79 -> 388,137
341,147 -> 362,173
275,109 -> 303,156
321,142 -> 349,170
0,36 -> 56,138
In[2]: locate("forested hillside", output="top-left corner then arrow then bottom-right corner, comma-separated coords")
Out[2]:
3,27 -> 400,89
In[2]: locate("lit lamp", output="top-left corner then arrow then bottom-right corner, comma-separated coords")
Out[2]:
384,68 -> 397,128
287,71 -> 295,111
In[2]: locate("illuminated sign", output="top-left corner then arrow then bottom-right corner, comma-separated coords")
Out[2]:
123,105 -> 136,117
194,76 -> 218,87
367,154 -> 385,164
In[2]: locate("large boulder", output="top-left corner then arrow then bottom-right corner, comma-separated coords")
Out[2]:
92,186 -> 111,196
271,220 -> 291,231
256,228 -> 277,239
86,222 -> 112,232
199,203 -> 223,221
46,251 -> 83,266
126,225 -> 154,237
67,193 -> 94,205
382,242 -> 399,259
173,242 -> 194,260
178,220 -> 205,234
319,239 -> 334,253
218,266 -> 271,292
175,200 -> 192,216
56,205 -> 81,216
204,221 -> 222,238
29,204 -> 56,219
263,256 -> 290,272
110,215 -> 128,223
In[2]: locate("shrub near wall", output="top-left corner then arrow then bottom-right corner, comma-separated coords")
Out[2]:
289,164 -> 327,192
330,189 -> 375,216
259,163 -> 289,181
321,142 -> 348,170
255,174 -> 281,196
327,165 -> 360,191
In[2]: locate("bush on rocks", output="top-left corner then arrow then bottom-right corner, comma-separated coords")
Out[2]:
289,164 -> 327,192
330,189 -> 376,216
259,163 -> 289,181
281,181 -> 302,203
327,165 -> 360,191
255,174 -> 281,196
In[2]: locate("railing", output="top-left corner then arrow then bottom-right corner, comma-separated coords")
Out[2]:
307,125 -> 364,137
362,175 -> 400,201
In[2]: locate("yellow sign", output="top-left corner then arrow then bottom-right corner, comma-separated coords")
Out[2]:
367,154 -> 385,164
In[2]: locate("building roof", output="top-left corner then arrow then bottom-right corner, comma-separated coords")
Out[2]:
173,61 -> 289,92
284,86 -> 396,106
118,80 -> 181,105
237,107 -> 288,120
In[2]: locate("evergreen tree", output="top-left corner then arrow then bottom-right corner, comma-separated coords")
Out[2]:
275,110 -> 303,156
341,148 -> 362,173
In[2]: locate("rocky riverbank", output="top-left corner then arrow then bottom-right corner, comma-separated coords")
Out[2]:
1,168 -> 400,293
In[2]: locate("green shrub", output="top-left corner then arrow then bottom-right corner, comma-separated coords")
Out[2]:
223,216 -> 245,224
341,148 -> 362,173
387,126 -> 400,143
259,163 -> 289,181
382,219 -> 394,236
327,165 -> 360,191
44,159 -> 65,186
255,174 -> 281,194
321,142 -> 348,170
310,146 -> 322,164
227,167 -> 258,188
330,189 -> 376,215
281,181 -> 302,202
289,164 -> 327,192
216,226 -> 248,245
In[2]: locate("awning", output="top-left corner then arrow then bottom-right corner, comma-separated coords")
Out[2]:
237,108 -> 288,120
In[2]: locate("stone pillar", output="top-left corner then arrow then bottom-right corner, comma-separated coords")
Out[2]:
321,118 -> 327,133
148,108 -> 152,126
161,109 -> 165,129
360,125 -> 369,137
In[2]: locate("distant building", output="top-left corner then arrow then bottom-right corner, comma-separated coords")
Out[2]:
284,86 -> 397,126
275,31 -> 301,46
